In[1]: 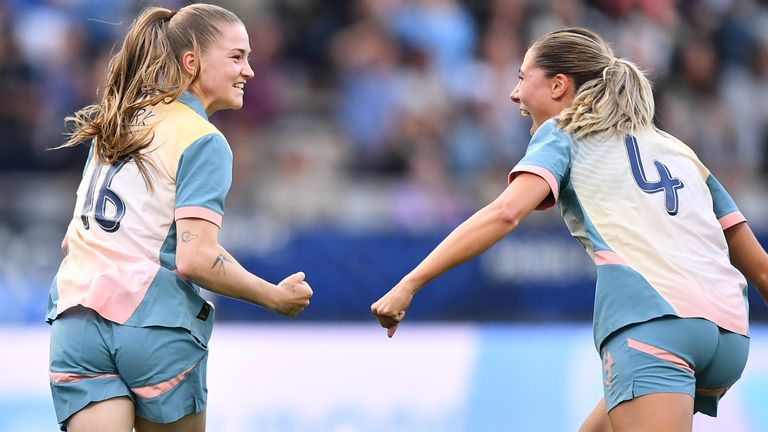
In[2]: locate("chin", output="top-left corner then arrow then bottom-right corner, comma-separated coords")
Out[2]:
229,96 -> 244,110
216,100 -> 243,112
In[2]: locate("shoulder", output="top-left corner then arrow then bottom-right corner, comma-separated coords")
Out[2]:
647,128 -> 705,164
169,101 -> 223,138
152,101 -> 228,155
534,118 -> 562,136
636,127 -> 711,178
528,119 -> 574,151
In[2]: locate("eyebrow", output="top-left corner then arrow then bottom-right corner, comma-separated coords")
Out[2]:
230,48 -> 251,55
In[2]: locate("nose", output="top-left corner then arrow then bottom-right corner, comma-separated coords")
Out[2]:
510,83 -> 520,104
242,61 -> 255,80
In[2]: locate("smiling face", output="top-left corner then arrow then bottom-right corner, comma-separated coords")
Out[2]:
188,22 -> 254,115
510,48 -> 575,135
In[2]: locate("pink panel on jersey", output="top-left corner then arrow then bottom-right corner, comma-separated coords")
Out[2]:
175,206 -> 222,228
594,250 -> 627,266
508,165 -> 559,210
627,338 -> 694,375
667,295 -> 748,336
49,372 -> 119,383
56,229 -> 160,324
130,362 -> 197,399
719,211 -> 746,230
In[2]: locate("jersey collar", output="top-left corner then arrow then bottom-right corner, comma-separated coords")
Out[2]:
177,91 -> 208,120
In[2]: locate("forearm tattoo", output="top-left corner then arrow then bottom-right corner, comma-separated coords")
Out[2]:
181,231 -> 199,242
211,254 -> 233,275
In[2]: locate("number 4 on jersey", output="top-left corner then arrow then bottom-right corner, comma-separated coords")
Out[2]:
624,135 -> 684,216
81,157 -> 130,232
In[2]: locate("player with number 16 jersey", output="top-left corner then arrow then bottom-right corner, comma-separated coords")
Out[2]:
46,5 -> 313,429
47,92 -> 228,347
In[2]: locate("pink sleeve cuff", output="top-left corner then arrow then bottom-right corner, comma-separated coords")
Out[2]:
175,206 -> 223,228
508,165 -> 559,210
719,211 -> 746,230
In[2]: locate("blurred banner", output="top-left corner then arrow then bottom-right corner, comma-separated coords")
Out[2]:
218,228 -> 768,322
3,223 -> 768,323
2,323 -> 767,432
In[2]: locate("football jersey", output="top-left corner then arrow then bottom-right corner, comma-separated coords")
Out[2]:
510,119 -> 748,349
47,92 -> 232,345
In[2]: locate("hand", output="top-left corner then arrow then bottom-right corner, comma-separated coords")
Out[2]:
274,272 -> 313,317
371,283 -> 415,338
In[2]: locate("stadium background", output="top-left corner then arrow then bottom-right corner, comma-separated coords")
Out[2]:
1,0 -> 768,430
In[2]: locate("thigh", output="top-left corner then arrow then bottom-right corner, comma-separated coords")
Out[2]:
49,307 -> 131,428
135,410 -> 206,432
608,392 -> 693,432
67,396 -> 134,432
579,398 -> 613,432
113,324 -> 209,425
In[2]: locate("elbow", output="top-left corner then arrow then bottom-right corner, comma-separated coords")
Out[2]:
490,200 -> 524,232
175,252 -> 202,281
752,271 -> 768,292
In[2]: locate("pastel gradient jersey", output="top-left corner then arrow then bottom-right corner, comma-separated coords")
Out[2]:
47,92 -> 232,345
509,119 -> 748,349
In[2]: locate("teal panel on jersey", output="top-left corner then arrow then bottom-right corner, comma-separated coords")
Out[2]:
557,182 -> 612,252
593,265 -> 677,350
517,119 -> 572,189
46,276 -> 60,323
176,134 -> 232,219
123,267 -> 214,347
706,175 -> 740,219
82,143 -> 94,178
158,222 -> 177,271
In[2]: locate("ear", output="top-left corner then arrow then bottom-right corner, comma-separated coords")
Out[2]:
181,51 -> 197,75
550,73 -> 572,99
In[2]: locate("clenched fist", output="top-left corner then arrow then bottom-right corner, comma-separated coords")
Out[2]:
371,283 -> 415,338
274,271 -> 313,317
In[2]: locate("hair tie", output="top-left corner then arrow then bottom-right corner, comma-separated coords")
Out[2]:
165,10 -> 177,22
601,57 -> 618,80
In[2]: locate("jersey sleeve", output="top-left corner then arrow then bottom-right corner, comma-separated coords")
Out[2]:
175,134 -> 233,228
508,119 -> 572,210
706,174 -> 746,230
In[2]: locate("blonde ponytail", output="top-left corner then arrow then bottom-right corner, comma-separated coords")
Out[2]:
531,28 -> 655,139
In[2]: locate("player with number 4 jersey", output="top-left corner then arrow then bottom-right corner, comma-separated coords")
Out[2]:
371,27 -> 768,432
511,120 -> 749,350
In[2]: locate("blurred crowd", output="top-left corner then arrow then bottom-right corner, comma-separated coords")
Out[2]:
2,0 -> 768,234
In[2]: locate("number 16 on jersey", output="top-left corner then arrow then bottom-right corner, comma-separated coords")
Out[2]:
80,157 -> 130,233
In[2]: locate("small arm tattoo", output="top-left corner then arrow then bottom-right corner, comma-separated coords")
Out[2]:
211,254 -> 233,275
181,231 -> 199,242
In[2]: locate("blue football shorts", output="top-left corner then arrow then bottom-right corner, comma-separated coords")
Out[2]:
49,306 -> 209,430
600,315 -> 749,416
